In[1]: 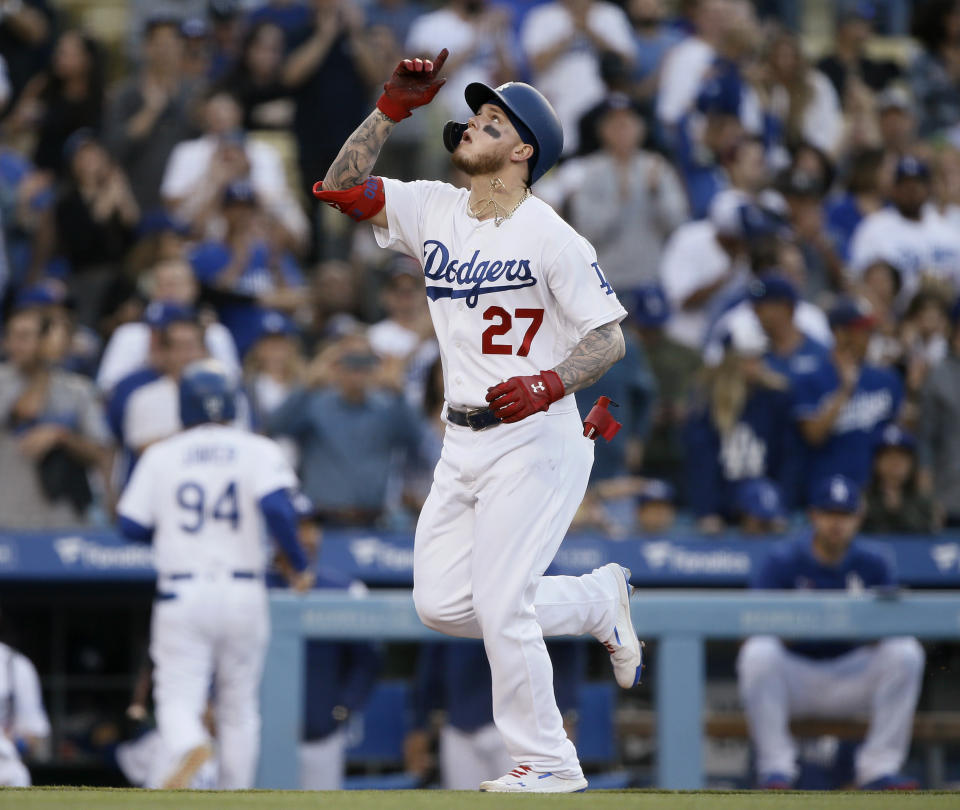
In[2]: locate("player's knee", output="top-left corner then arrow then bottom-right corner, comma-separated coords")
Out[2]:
413,588 -> 449,632
737,636 -> 786,685
879,637 -> 925,680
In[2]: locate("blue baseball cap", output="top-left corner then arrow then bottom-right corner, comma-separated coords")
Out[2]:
137,209 -> 190,238
696,74 -> 740,117
709,191 -> 781,240
144,301 -> 197,328
828,297 -> 877,330
895,155 -> 930,183
181,17 -> 209,38
810,475 -> 861,513
62,127 -> 98,163
636,479 -> 676,506
877,424 -> 916,453
254,310 -> 298,341
748,274 -> 798,305
632,285 -> 670,327
15,279 -> 71,310
735,478 -> 785,520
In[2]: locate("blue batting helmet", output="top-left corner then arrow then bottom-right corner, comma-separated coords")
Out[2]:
179,360 -> 237,427
443,81 -> 563,185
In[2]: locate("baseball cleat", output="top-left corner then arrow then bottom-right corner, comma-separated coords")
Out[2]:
600,563 -> 644,689
757,772 -> 793,790
162,743 -> 213,789
479,765 -> 588,793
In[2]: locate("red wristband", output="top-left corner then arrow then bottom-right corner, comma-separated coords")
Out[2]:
376,92 -> 411,122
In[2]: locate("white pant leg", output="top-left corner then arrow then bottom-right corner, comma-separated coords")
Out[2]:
737,636 -> 798,780
213,581 -> 269,790
855,637 -> 925,785
469,411 -> 594,779
440,723 -> 515,790
412,431 -> 483,639
149,589 -> 215,788
299,729 -> 347,790
534,572 -> 618,640
739,636 -> 925,784
0,736 -> 29,786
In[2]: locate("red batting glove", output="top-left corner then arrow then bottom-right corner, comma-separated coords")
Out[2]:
377,49 -> 449,122
485,370 -> 565,423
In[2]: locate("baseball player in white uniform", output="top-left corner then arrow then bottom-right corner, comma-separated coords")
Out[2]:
0,640 -> 50,787
117,360 -> 313,789
314,50 -> 644,793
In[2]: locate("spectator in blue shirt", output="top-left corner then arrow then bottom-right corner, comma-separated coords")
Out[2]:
737,475 -> 924,790
683,329 -> 795,533
748,274 -> 830,508
792,298 -> 903,496
823,148 -> 886,264
189,180 -> 305,357
267,331 -> 424,526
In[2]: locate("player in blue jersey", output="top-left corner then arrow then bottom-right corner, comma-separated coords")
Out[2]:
792,298 -> 903,494
737,475 -> 924,790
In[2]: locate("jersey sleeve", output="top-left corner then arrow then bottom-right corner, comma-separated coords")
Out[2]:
251,437 -> 298,500
372,178 -> 427,259
117,445 -> 159,528
544,236 -> 627,339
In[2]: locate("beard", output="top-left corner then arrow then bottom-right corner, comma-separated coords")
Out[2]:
451,146 -> 508,177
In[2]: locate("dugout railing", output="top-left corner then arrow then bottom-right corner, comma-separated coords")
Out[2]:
257,589 -> 960,790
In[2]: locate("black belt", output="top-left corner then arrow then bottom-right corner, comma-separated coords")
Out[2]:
446,406 -> 501,431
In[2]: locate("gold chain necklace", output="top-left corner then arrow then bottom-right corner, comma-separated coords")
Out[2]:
468,181 -> 532,227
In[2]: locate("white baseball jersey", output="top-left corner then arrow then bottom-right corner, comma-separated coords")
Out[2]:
849,206 -> 960,296
117,424 -> 296,576
373,179 -> 627,411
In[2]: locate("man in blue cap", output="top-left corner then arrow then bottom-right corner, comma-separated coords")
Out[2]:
791,296 -> 902,496
737,474 -> 924,790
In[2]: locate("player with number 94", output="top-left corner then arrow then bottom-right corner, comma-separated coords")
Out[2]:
117,360 -> 314,789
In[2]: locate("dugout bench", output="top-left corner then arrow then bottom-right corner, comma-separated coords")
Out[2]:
257,589 -> 960,790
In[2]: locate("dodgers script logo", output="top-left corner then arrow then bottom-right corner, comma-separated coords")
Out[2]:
422,239 -> 536,307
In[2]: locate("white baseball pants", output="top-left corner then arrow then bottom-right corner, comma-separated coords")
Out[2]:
149,574 -> 269,789
299,730 -> 347,790
0,736 -> 30,786
413,410 -> 620,779
440,723 -> 516,789
737,635 -> 925,785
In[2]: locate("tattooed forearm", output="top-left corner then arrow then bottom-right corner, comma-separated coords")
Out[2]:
322,110 -> 396,190
553,321 -> 625,394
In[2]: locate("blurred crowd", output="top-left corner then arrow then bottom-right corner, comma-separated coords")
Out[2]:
3,0 -> 960,539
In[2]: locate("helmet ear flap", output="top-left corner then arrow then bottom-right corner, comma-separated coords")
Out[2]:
443,121 -> 467,153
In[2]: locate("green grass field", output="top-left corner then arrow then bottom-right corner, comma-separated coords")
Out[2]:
2,789 -> 959,810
